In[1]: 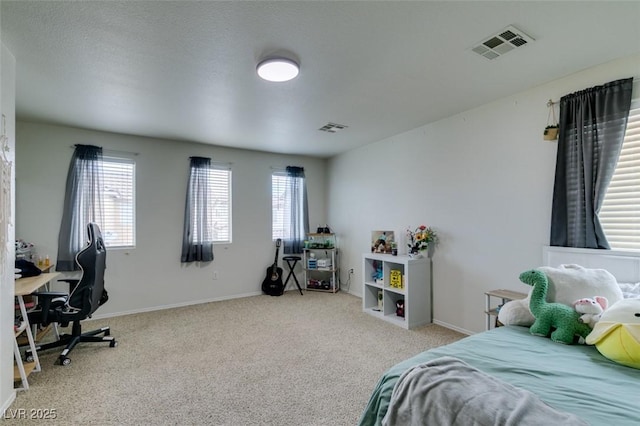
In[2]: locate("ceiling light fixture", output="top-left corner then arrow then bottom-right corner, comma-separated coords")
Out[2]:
256,58 -> 299,82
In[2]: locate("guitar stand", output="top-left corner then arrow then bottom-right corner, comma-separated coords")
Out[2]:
282,256 -> 303,295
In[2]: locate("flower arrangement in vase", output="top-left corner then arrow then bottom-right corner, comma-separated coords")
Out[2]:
406,225 -> 438,258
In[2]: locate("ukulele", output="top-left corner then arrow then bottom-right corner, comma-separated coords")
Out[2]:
261,238 -> 284,296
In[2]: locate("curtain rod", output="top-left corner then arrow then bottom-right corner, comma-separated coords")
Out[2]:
69,145 -> 139,156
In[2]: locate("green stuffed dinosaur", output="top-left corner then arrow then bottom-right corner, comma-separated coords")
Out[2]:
519,269 -> 592,344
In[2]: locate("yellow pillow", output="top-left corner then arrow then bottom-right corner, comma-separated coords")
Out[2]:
586,299 -> 640,369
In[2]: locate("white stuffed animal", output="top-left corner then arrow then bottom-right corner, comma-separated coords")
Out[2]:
572,296 -> 608,329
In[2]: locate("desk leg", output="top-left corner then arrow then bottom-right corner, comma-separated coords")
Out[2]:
17,295 -> 41,372
13,338 -> 28,390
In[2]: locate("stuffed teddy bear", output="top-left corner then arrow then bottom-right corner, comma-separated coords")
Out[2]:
572,296 -> 608,329
519,269 -> 592,344
498,264 -> 623,327
586,298 -> 640,369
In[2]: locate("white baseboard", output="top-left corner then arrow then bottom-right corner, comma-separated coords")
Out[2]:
432,319 -> 474,336
345,288 -> 362,298
88,291 -> 263,321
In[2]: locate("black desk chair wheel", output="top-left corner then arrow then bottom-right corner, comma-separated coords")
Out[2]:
282,256 -> 303,295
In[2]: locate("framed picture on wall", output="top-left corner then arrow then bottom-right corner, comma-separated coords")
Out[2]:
371,231 -> 395,253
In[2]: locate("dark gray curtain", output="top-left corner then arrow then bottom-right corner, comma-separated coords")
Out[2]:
283,166 -> 309,254
550,78 -> 633,249
56,144 -> 104,271
181,157 -> 214,262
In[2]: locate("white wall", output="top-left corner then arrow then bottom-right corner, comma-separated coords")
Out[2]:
15,123 -> 327,317
328,54 -> 640,334
0,42 -> 17,413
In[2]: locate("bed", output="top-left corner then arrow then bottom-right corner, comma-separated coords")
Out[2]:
359,247 -> 640,425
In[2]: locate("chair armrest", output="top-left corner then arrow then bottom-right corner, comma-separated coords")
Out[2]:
30,292 -> 68,324
31,291 -> 68,299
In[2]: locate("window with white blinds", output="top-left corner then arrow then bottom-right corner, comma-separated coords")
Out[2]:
199,166 -> 232,243
102,157 -> 135,248
600,106 -> 640,250
272,172 -> 304,240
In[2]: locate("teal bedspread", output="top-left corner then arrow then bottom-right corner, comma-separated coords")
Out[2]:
358,326 -> 640,426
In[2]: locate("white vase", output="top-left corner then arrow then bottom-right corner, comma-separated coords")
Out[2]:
408,251 -> 423,259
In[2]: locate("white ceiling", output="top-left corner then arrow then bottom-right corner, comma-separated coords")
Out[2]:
2,1 -> 640,158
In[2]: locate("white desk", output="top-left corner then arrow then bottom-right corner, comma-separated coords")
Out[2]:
14,272 -> 60,390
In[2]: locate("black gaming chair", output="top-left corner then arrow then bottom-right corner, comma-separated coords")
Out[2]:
26,222 -> 117,366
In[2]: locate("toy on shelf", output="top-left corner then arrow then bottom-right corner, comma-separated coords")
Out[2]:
372,260 -> 383,284
389,269 -> 403,289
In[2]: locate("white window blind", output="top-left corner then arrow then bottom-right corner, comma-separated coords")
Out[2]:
102,157 -> 135,248
205,167 -> 232,243
272,172 -> 304,240
272,173 -> 287,240
600,106 -> 640,249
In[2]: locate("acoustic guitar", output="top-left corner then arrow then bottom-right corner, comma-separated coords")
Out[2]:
262,238 -> 284,296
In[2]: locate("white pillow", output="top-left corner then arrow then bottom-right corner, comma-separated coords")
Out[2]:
618,282 -> 640,299
498,264 -> 624,327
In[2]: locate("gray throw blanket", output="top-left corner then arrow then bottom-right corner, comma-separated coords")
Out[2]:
382,356 -> 588,426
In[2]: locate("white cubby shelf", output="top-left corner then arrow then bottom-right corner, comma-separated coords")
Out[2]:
362,253 -> 431,329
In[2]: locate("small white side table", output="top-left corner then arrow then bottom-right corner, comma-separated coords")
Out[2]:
484,289 -> 527,330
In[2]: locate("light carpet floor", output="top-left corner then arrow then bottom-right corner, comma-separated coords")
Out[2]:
8,291 -> 464,425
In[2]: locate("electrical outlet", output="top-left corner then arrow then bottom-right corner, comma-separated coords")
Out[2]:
349,268 -> 354,274
213,271 -> 218,280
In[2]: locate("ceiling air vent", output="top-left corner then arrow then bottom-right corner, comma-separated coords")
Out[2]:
318,123 -> 348,133
471,25 -> 534,60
